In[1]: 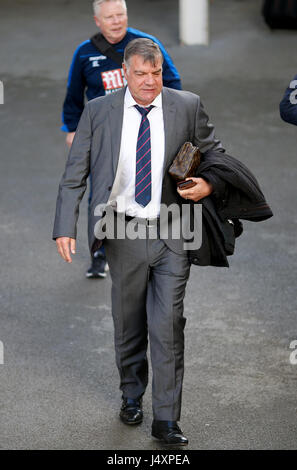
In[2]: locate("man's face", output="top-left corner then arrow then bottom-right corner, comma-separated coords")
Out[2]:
123,54 -> 163,106
94,1 -> 128,44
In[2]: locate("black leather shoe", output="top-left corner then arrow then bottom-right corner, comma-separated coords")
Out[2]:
119,397 -> 143,425
152,420 -> 188,446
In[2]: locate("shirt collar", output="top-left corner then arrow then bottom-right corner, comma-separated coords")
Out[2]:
124,86 -> 162,109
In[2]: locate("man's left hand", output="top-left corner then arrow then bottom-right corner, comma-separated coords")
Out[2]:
177,177 -> 213,202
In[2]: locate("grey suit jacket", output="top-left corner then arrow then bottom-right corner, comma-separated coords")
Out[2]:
53,86 -> 223,254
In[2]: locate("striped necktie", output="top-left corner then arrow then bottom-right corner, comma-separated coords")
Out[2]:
134,105 -> 154,207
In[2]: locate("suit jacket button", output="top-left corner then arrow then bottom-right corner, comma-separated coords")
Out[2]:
108,186 -> 112,191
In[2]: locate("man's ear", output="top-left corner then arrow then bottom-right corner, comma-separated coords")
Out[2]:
122,63 -> 128,80
94,16 -> 100,29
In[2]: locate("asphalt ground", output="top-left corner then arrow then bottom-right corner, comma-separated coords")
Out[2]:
0,0 -> 297,450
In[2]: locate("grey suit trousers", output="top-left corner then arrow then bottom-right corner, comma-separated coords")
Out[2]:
104,216 -> 190,421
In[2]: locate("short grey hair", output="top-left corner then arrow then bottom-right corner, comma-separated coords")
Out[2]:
124,38 -> 164,69
93,0 -> 127,18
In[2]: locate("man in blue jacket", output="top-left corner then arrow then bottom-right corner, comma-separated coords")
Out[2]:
279,74 -> 297,126
62,0 -> 182,278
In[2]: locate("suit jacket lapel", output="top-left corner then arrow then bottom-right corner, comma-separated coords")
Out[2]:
162,87 -> 177,176
108,87 -> 125,176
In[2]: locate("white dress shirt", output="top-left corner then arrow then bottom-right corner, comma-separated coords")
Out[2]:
108,87 -> 165,218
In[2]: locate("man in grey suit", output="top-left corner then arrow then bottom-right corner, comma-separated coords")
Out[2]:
53,38 -> 223,446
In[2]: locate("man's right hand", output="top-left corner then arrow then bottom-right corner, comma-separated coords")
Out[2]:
66,132 -> 76,148
56,237 -> 76,263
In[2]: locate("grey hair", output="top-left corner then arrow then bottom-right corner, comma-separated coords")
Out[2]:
93,0 -> 127,18
124,38 -> 164,70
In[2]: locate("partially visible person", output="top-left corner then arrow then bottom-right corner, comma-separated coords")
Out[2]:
61,0 -> 182,279
280,74 -> 297,126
